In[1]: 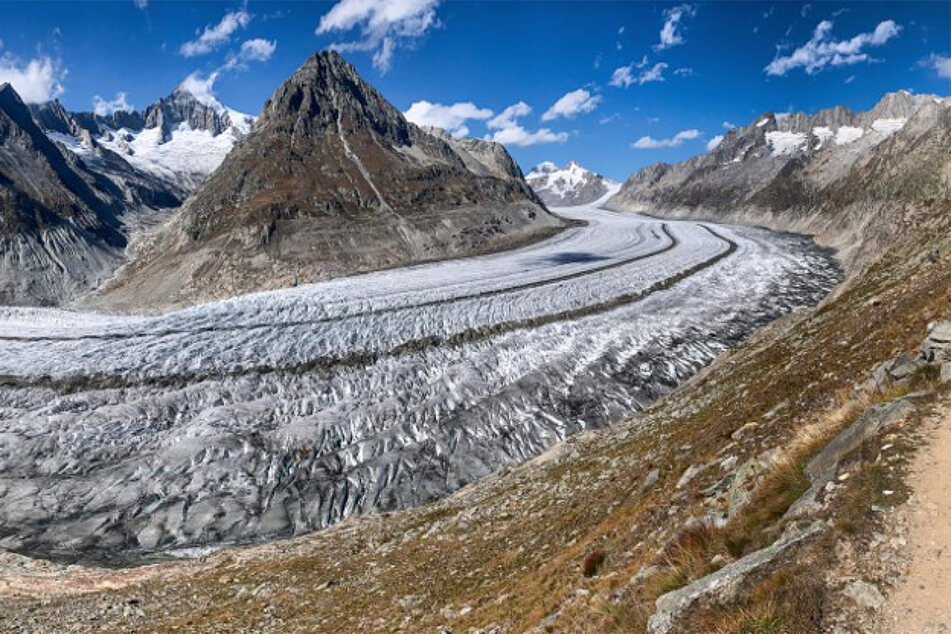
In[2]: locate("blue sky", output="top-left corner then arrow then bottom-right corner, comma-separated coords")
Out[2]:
0,1 -> 948,180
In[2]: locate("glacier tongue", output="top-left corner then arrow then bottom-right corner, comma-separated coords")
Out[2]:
0,196 -> 840,565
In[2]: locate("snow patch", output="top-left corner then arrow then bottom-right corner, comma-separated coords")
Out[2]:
834,126 -> 864,145
756,118 -> 770,128
766,131 -> 807,157
812,126 -> 833,150
97,123 -> 240,182
871,118 -> 906,136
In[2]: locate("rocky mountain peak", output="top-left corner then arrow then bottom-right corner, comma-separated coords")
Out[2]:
526,160 -> 617,207
144,87 -> 231,139
257,50 -> 414,146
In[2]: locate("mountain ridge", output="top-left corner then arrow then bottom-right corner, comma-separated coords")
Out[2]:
606,90 -> 949,265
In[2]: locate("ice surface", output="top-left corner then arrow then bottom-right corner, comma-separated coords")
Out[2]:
0,191 -> 840,564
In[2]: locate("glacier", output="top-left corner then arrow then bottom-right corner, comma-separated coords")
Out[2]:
0,191 -> 840,564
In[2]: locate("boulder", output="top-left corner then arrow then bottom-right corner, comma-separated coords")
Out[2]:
646,520 -> 825,634
921,321 -> 951,363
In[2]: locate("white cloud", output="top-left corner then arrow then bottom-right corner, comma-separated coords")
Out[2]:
0,53 -> 65,103
221,38 -> 277,71
599,112 -> 621,124
179,71 -> 221,107
317,0 -> 439,74
541,88 -> 601,121
609,61 -> 667,87
844,74 -> 855,83
618,26 -> 625,35
674,67 -> 694,76
180,9 -> 251,57
722,121 -> 736,129
488,125 -> 567,147
920,53 -> 951,79
764,19 -> 901,76
487,101 -> 531,130
706,134 -> 724,151
133,0 -> 148,8
655,4 -> 696,51
632,128 -> 700,149
403,100 -> 492,137
484,101 -> 567,147
92,91 -> 133,116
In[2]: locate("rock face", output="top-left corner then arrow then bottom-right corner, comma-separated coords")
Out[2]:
0,83 -> 136,305
526,161 -> 617,206
93,51 -> 562,310
607,91 -> 951,265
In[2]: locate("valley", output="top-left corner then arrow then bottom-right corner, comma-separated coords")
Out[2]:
0,190 -> 838,564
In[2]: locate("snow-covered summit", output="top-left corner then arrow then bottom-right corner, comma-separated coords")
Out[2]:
526,160 -> 618,207
30,88 -> 255,193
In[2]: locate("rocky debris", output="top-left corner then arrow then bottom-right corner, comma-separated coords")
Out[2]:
843,579 -> 886,611
91,51 -> 562,310
647,520 -> 826,634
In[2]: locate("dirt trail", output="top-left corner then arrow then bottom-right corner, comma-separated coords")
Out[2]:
878,411 -> 951,633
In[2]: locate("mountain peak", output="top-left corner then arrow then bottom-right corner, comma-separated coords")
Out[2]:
257,49 -> 415,147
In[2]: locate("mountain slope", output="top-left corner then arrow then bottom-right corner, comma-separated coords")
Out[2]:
606,90 -> 949,265
0,83 -> 134,305
526,161 -> 618,206
93,51 -> 562,310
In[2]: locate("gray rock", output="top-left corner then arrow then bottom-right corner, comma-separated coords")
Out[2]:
787,398 -> 915,518
922,321 -> 951,363
643,468 -> 661,490
843,580 -> 885,611
647,520 -> 825,634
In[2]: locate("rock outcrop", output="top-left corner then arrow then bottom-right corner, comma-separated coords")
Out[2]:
92,51 -> 562,310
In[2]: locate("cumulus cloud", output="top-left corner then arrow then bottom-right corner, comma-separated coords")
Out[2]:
919,53 -> 951,79
706,134 -> 724,151
221,38 -> 277,71
403,100 -> 492,137
92,91 -> 133,116
609,61 -> 667,87
179,37 -> 276,106
488,125 -> 567,147
632,128 -> 700,149
180,9 -> 251,57
179,71 -> 220,106
655,4 -> 696,51
0,53 -> 65,103
764,19 -> 901,76
541,89 -> 601,121
317,0 -> 439,74
484,101 -> 567,147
